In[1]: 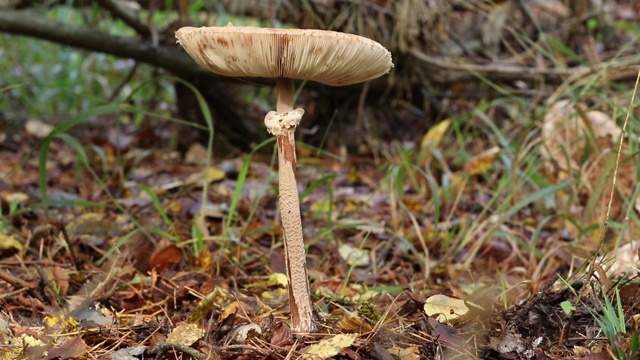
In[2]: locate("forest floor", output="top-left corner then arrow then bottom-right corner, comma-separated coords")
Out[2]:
3,1 -> 640,360
2,95 -> 640,360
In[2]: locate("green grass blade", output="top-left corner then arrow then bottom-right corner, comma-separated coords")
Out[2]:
38,104 -> 122,204
138,184 -> 173,229
225,137 -> 276,231
502,181 -> 573,219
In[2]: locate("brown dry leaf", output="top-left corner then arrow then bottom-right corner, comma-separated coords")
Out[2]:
463,146 -> 501,175
301,334 -> 357,360
166,323 -> 204,346
51,266 -> 70,296
388,345 -> 420,360
66,213 -> 125,246
270,323 -> 292,346
337,316 -> 373,333
45,337 -> 87,360
184,143 -> 209,165
148,244 -> 182,271
424,294 -> 471,325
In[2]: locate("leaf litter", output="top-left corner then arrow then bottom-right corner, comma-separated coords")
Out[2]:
3,35 -> 640,360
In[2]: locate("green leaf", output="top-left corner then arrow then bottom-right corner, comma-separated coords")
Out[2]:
560,301 -> 576,315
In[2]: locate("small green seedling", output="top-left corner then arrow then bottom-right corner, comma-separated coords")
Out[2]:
560,300 -> 576,315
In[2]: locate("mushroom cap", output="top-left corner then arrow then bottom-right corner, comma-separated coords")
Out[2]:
175,24 -> 393,86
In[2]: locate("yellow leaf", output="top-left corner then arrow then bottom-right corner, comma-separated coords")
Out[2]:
423,294 -> 471,325
338,244 -> 370,267
302,334 -> 357,360
246,273 -> 288,288
463,146 -> 501,175
0,234 -> 23,251
220,301 -> 239,321
420,119 -> 450,151
188,287 -> 229,323
43,314 -> 79,332
185,167 -> 226,186
259,288 -> 288,308
166,323 -> 204,346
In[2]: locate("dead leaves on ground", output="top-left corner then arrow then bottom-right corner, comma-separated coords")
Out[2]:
1,92 -> 639,359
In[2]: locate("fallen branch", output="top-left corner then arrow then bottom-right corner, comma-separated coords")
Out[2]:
0,9 -> 269,86
410,48 -> 640,84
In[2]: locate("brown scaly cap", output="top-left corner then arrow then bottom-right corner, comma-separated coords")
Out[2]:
175,24 -> 393,86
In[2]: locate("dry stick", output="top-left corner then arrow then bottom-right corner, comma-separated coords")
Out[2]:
0,268 -> 36,290
272,77 -> 315,333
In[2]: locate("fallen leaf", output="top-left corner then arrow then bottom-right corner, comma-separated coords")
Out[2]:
185,143 -> 209,165
185,167 -> 226,186
420,119 -> 450,151
270,322 -> 292,346
188,287 -> 230,323
302,334 -> 357,360
25,118 -> 54,139
357,302 -> 381,322
337,316 -> 372,333
45,337 -> 87,360
338,243 -> 370,267
0,233 -> 23,252
225,323 -> 261,344
108,346 -> 148,360
148,244 -> 182,271
66,213 -> 125,246
166,323 -> 204,346
463,146 -> 501,175
598,240 -> 640,276
388,345 -> 420,360
424,294 -> 472,325
246,273 -> 288,288
43,314 -> 79,333
1,191 -> 29,205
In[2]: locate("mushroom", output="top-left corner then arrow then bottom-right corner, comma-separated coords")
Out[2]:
175,23 -> 393,332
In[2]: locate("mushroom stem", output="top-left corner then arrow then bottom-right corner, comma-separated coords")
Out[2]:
273,77 -> 315,332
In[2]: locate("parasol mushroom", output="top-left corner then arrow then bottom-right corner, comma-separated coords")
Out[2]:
175,23 -> 393,332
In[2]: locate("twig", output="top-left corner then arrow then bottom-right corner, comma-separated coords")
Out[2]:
0,268 -> 36,290
96,0 -> 152,39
